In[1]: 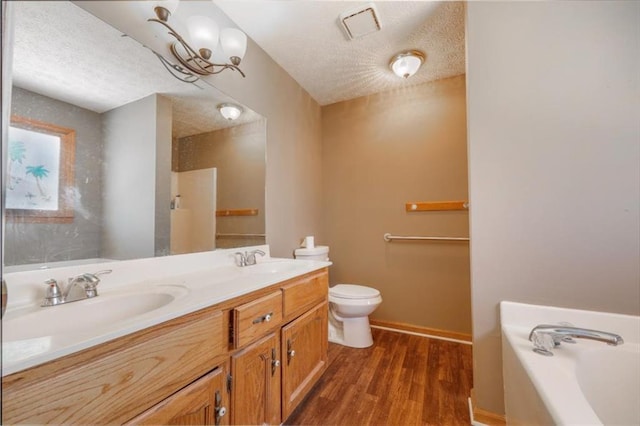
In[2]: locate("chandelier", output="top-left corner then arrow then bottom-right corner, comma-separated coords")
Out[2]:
148,0 -> 247,80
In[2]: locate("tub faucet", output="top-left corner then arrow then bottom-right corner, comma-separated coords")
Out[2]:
42,270 -> 112,307
528,324 -> 624,356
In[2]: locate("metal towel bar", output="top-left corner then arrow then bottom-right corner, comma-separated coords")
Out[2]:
216,233 -> 266,238
383,233 -> 469,242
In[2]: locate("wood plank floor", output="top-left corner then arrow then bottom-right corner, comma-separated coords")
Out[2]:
284,328 -> 473,426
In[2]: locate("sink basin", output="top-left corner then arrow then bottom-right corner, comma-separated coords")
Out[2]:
243,261 -> 305,275
2,285 -> 187,342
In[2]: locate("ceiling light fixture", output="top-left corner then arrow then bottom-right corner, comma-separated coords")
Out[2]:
218,103 -> 243,120
389,50 -> 426,79
148,0 -> 247,80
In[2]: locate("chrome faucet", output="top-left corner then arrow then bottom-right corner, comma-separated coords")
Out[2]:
41,270 -> 112,307
529,324 -> 624,356
234,249 -> 266,267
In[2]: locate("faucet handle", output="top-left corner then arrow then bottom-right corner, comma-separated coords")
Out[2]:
42,279 -> 63,306
44,279 -> 62,297
235,252 -> 247,267
530,330 -> 555,356
246,249 -> 266,266
82,270 -> 112,297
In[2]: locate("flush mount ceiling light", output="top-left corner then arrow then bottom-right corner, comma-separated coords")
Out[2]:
218,103 -> 243,120
148,0 -> 247,82
389,50 -> 426,79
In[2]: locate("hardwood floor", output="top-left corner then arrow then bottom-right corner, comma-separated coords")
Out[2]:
284,328 -> 473,426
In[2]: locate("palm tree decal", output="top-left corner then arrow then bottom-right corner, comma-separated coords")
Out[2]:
7,140 -> 27,190
26,165 -> 50,199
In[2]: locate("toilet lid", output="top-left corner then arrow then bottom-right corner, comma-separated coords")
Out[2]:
330,284 -> 380,299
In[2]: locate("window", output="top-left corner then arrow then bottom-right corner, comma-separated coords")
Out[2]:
6,115 -> 75,223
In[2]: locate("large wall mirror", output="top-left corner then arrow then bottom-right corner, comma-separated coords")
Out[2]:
4,1 -> 266,271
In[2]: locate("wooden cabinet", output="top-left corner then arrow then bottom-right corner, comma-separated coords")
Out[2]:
231,332 -> 281,425
2,267 -> 329,426
2,308 -> 228,425
281,302 -> 328,419
126,363 -> 230,426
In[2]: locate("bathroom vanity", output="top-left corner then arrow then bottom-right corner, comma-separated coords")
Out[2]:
1,249 -> 329,425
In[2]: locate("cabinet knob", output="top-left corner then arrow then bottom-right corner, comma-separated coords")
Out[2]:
253,312 -> 274,324
215,390 -> 226,426
287,339 -> 296,364
271,348 -> 280,375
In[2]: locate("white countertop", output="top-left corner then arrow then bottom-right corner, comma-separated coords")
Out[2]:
2,246 -> 331,377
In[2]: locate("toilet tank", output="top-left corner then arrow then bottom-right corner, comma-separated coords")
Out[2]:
294,246 -> 329,261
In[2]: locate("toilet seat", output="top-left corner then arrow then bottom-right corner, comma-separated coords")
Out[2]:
330,284 -> 380,299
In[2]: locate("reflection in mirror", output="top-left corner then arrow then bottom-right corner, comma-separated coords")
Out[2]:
4,1 -> 266,271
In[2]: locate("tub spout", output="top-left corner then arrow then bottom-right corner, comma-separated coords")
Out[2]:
528,324 -> 624,356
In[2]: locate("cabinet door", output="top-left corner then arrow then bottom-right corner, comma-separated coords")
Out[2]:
126,363 -> 230,426
231,332 -> 281,425
281,302 -> 328,419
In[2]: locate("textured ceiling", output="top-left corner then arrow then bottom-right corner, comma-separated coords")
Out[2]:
11,1 -> 261,138
215,1 -> 466,106
12,1 -> 466,126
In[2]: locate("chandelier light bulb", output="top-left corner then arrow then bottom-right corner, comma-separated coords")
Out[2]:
187,16 -> 219,59
220,28 -> 247,65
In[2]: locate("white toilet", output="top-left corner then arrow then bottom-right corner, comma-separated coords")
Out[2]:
294,246 -> 382,348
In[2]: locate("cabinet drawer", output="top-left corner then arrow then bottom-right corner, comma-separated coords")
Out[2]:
233,291 -> 283,348
281,271 -> 328,320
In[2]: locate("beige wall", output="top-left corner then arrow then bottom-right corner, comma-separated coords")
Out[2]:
176,120 -> 266,248
192,13 -> 323,258
467,1 -> 640,414
322,76 -> 470,334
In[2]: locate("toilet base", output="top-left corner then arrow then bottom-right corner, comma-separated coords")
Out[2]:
328,313 -> 374,348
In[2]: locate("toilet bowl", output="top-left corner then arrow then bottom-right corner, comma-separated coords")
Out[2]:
328,284 -> 382,348
293,245 -> 382,348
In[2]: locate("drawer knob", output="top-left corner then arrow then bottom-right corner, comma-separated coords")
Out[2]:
253,312 -> 274,324
288,350 -> 296,358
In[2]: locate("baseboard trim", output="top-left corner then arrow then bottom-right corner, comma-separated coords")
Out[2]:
469,389 -> 506,426
369,319 -> 472,344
